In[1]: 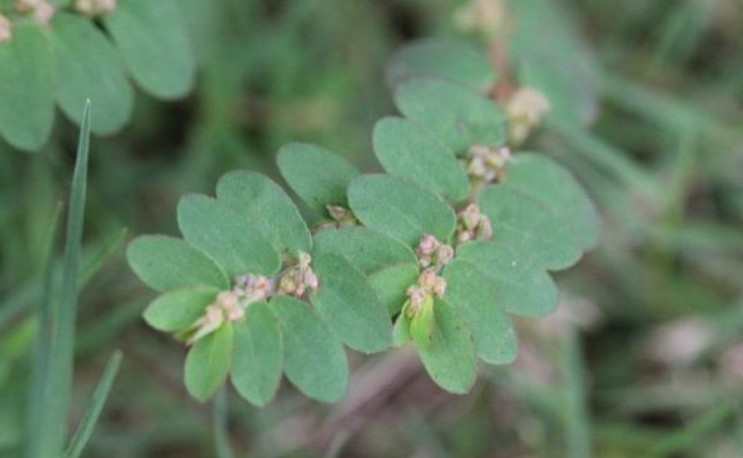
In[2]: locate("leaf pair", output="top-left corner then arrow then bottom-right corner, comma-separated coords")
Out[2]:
0,0 -> 195,151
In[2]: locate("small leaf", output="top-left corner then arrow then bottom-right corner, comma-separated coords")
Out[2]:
478,185 -> 582,270
0,23 -> 54,151
348,174 -> 457,247
51,13 -> 133,135
143,287 -> 218,332
277,142 -> 360,215
104,0 -> 195,99
369,263 -> 420,316
270,295 -> 348,402
417,299 -> 477,394
386,38 -> 496,93
185,323 -> 233,402
443,260 -> 516,365
177,194 -> 281,277
457,241 -> 557,316
216,171 -> 311,255
373,117 -> 469,201
393,77 -> 507,155
310,253 -> 392,353
312,227 -> 417,275
505,153 -> 600,250
127,235 -> 229,292
231,302 -> 282,407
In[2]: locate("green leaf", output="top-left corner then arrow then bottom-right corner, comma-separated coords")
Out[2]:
457,241 -> 558,316
478,185 -> 582,270
312,227 -> 417,275
310,253 -> 392,353
277,142 -> 360,215
177,194 -> 281,277
28,106 -> 90,457
369,263 -> 420,316
373,117 -> 469,201
231,302 -> 282,407
143,287 -> 218,332
127,235 -> 229,292
386,38 -> 496,93
216,171 -> 311,255
393,77 -> 507,155
417,299 -> 477,394
507,0 -> 598,127
270,295 -> 348,402
392,311 -> 411,347
63,351 -> 123,458
505,153 -> 600,250
0,23 -> 54,151
185,323 -> 233,402
104,0 -> 195,99
348,174 -> 457,247
51,13 -> 133,135
443,260 -> 517,365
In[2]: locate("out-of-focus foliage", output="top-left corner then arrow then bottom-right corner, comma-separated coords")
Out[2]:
1,0 -> 743,457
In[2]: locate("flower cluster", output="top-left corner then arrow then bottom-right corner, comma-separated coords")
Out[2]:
506,86 -> 550,145
276,252 -> 319,298
456,204 -> 493,243
14,0 -> 55,25
75,0 -> 117,16
0,14 -> 11,44
403,235 -> 453,327
466,145 -> 511,184
415,234 -> 454,270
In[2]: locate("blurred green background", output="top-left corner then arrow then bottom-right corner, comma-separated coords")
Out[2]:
1,0 -> 743,456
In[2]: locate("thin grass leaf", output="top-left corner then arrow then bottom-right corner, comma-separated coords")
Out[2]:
63,351 -> 123,458
560,327 -> 591,458
28,102 -> 91,458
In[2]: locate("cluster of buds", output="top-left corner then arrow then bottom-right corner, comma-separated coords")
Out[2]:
15,0 -> 55,25
74,0 -> 117,16
277,252 -> 319,298
0,14 -> 11,44
456,204 -> 493,243
234,273 -> 275,302
466,145 -> 511,184
416,234 -> 454,271
406,269 -> 447,314
184,291 -> 244,345
506,86 -> 551,145
455,0 -> 506,38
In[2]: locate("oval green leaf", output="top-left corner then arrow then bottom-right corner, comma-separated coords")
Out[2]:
505,153 -> 600,250
51,13 -> 133,135
417,299 -> 477,394
393,77 -> 507,155
310,253 -> 392,353
270,295 -> 348,402
0,23 -> 54,152
457,241 -> 557,316
184,323 -> 233,401
373,117 -> 469,201
386,38 -> 496,93
104,0 -> 195,99
231,302 -> 282,407
127,235 -> 229,292
369,263 -> 420,316
216,171 -> 311,255
277,142 -> 360,215
443,260 -> 517,365
478,185 -> 582,270
348,174 -> 457,247
143,287 -> 218,332
312,227 -> 417,275
177,194 -> 281,277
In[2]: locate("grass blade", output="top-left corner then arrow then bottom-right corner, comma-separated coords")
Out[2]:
63,351 -> 123,458
561,327 -> 592,458
28,101 -> 92,458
